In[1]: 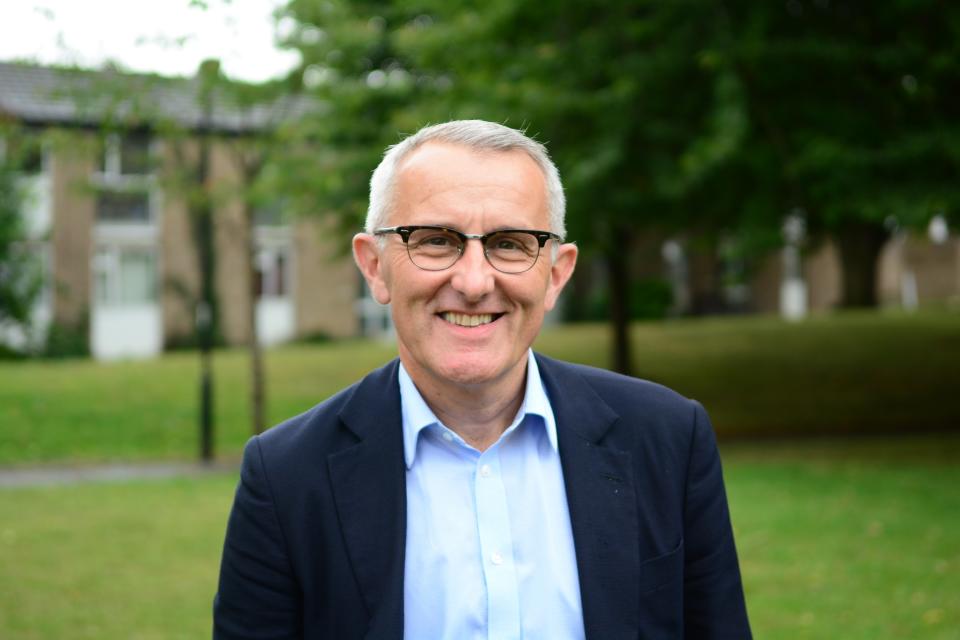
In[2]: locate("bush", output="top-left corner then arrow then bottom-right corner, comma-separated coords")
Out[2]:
570,277 -> 673,322
42,319 -> 89,359
0,342 -> 27,360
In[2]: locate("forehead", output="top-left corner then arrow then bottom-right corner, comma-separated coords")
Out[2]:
391,142 -> 548,227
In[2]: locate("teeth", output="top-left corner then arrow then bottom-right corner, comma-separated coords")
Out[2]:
442,312 -> 494,327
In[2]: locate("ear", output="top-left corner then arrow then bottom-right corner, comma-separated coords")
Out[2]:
543,242 -> 578,312
352,233 -> 392,305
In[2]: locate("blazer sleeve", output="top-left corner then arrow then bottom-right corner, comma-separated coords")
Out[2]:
682,401 -> 752,639
213,436 -> 301,639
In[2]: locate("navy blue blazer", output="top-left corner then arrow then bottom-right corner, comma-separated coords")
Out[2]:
214,354 -> 751,639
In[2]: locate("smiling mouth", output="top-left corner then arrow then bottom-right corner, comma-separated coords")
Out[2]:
440,312 -> 501,327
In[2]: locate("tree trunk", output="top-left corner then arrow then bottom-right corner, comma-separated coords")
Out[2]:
688,237 -> 725,315
195,127 -> 216,463
245,206 -> 266,436
835,220 -> 889,308
606,227 -> 634,376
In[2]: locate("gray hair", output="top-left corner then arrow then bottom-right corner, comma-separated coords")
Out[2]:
365,120 -> 566,239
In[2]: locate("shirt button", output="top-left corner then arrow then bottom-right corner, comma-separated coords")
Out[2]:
442,432 -> 454,442
479,464 -> 492,478
491,551 -> 504,566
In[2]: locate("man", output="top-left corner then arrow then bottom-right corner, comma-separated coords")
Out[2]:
214,120 -> 751,639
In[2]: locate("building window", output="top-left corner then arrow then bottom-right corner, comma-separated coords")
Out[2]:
94,133 -> 154,225
253,206 -> 292,300
100,134 -> 152,177
97,190 -> 151,223
253,204 -> 285,227
255,248 -> 289,299
357,277 -> 393,337
93,247 -> 157,306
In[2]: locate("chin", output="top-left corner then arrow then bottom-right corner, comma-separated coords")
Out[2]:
434,355 -> 510,387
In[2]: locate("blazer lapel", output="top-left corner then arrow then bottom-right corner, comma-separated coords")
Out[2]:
328,360 -> 406,640
537,354 -> 640,640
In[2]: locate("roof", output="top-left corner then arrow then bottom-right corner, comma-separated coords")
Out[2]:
0,61 -> 314,134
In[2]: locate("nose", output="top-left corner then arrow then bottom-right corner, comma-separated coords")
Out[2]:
449,238 -> 495,301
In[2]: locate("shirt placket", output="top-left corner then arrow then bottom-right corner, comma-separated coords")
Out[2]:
474,447 -> 521,639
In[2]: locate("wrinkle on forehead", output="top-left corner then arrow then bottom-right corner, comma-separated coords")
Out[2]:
391,142 -> 548,227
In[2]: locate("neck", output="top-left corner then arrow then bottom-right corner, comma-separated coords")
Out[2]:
404,358 -> 528,452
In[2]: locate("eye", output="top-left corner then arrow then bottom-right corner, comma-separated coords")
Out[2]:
493,237 -> 523,251
487,232 -> 536,256
417,231 -> 456,248
422,234 -> 454,247
409,228 -> 461,253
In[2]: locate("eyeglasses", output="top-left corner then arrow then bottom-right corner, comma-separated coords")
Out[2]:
374,225 -> 562,274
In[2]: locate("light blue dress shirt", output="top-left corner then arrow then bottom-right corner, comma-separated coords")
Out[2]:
399,350 -> 586,640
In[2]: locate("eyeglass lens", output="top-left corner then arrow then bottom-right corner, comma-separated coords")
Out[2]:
406,228 -> 542,273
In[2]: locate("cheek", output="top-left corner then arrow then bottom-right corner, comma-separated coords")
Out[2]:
389,275 -> 443,318
515,271 -> 554,308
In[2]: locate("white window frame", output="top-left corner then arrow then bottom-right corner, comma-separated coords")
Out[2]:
92,242 -> 159,308
254,224 -> 294,300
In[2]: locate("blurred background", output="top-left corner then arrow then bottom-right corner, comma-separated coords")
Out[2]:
0,1 -> 957,638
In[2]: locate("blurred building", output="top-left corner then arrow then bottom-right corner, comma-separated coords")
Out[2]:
571,223 -> 958,325
0,61 -> 362,359
747,222 -> 959,317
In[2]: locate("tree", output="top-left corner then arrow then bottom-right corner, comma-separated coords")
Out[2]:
278,0 -> 746,374
720,0 -> 960,306
58,57 -> 303,449
193,60 -> 219,459
0,141 -> 43,343
160,63 -> 308,441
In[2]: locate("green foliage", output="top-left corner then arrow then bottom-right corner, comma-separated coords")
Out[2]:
276,0 -> 761,371
41,319 -> 90,359
275,0 -> 960,312
568,277 -> 672,322
0,343 -> 27,361
293,330 -> 335,344
277,0 -> 748,243
718,1 -> 960,298
0,152 -> 43,332
273,0 -> 427,235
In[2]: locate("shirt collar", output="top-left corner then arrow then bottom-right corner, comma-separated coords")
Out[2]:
399,349 -> 558,469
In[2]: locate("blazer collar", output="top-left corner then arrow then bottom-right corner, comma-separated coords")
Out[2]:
537,353 -> 641,640
328,359 -> 406,640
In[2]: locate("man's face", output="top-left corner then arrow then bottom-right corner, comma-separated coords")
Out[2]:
354,142 -> 577,390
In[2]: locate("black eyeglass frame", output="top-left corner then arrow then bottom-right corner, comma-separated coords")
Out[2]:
373,225 -> 563,274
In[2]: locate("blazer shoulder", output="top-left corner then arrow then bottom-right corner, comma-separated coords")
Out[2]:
535,352 -> 704,443
537,353 -> 694,410
252,358 -> 401,467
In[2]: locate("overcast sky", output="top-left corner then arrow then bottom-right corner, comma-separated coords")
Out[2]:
0,0 -> 301,82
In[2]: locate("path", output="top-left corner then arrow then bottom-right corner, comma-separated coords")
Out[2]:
0,460 -> 238,488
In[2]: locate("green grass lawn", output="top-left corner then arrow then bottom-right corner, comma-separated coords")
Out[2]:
0,475 -> 235,639
1,310 -> 958,464
538,310 -> 960,436
0,435 -> 956,639
724,436 -> 960,639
